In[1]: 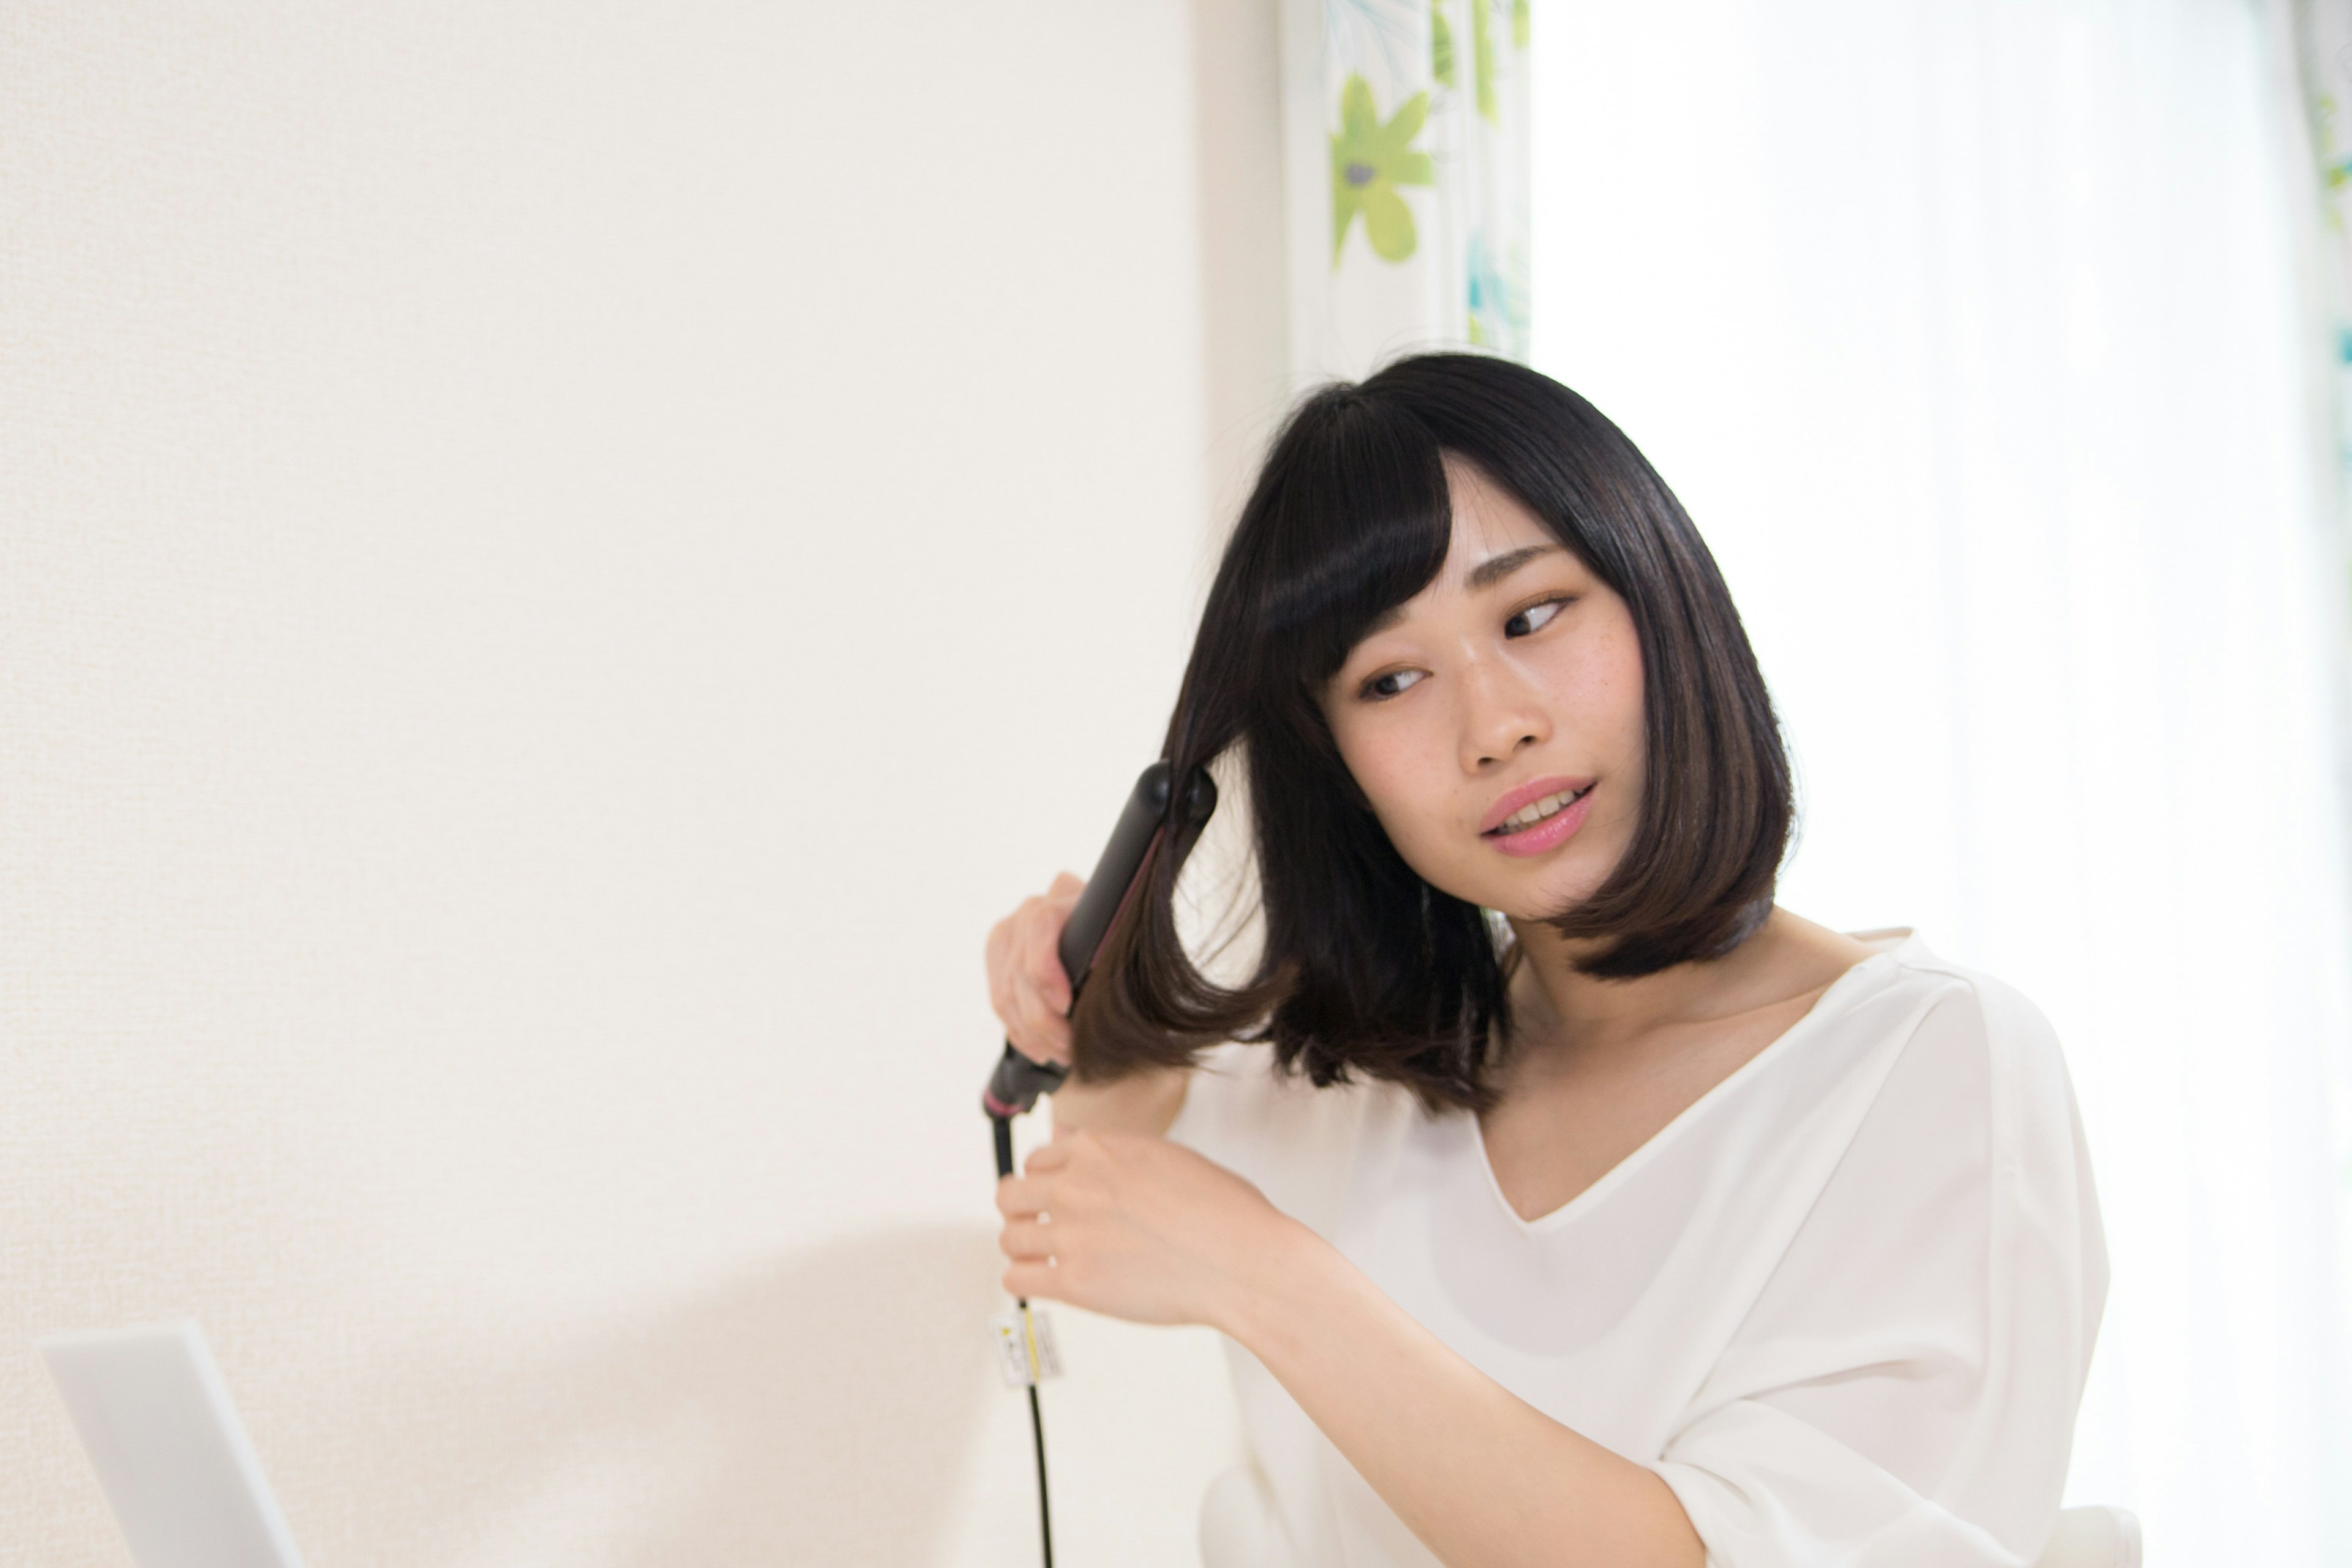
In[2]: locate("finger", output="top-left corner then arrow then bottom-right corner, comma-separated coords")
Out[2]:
995,1175 -> 1052,1217
987,907 -> 1018,976
989,899 -> 1045,1030
1024,902 -> 1074,1016
1021,1137 -> 1076,1175
1049,870 -> 1084,906
1011,940 -> 1074,1061
1031,1013 -> 1074,1068
985,915 -> 1008,1000
986,922 -> 1016,1028
1008,976 -> 1072,1067
997,1219 -> 1055,1259
1003,1261 -> 1067,1302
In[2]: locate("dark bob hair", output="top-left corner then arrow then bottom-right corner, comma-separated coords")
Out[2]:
1072,353 -> 1792,1112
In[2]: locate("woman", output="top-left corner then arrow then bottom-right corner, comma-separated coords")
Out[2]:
986,355 -> 2106,1568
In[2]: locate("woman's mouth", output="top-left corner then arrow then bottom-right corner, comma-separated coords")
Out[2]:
1481,782 -> 1595,858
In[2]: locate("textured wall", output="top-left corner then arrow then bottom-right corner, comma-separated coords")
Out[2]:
0,3 -> 1283,1562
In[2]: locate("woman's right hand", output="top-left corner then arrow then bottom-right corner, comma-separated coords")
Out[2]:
986,871 -> 1085,1068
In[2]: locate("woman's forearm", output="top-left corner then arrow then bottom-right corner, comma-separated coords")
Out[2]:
1218,1220 -> 1704,1568
1046,1064 -> 1189,1137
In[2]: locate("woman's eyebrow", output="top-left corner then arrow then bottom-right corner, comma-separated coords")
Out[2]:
1463,543 -> 1559,591
1349,543 -> 1566,650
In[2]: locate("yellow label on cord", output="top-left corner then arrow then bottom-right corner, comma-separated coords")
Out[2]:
990,1306 -> 1063,1387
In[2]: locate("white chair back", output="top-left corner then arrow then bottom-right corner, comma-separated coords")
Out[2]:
2035,1506 -> 2143,1568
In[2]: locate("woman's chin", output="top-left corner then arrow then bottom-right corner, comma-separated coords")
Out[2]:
1483,880 -> 1606,930
1419,845 -> 1618,926
1495,867 -> 1616,928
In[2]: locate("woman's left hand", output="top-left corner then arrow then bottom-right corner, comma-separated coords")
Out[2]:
995,1129 -> 1302,1330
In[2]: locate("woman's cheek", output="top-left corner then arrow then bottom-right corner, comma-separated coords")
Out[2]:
1333,713 -> 1488,896
1383,797 -> 1496,909
1349,772 -> 1457,895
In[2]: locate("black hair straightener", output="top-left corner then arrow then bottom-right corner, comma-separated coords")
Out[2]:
981,760 -> 1216,1568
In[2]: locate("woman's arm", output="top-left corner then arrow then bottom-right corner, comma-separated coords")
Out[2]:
998,1132 -> 1703,1568
1232,1215 -> 1702,1568
1047,1068 -> 1189,1137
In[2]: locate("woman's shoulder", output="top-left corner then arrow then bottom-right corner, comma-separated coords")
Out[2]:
1782,914 -> 2054,1039
1858,930 -> 2067,1062
1822,930 -> 2109,1321
1163,1041 -> 1416,1238
1170,1039 -> 1407,1148
1822,929 -> 2089,1164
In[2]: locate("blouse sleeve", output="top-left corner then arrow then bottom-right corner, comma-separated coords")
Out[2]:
1651,973 -> 2109,1568
1164,1041 -> 1390,1245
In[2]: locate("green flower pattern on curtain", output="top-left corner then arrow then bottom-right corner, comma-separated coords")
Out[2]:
1471,0 -> 1498,122
2292,0 -> 2352,605
1291,0 -> 1532,378
1331,75 -> 1434,265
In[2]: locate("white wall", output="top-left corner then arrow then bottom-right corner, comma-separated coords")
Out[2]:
0,4 -> 1286,1563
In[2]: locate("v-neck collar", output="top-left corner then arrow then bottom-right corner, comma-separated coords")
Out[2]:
1466,934 -> 1914,1234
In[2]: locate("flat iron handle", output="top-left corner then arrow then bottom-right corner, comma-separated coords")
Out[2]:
982,761 -> 1216,1120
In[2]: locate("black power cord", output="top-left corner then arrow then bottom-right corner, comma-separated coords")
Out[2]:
992,1110 -> 1055,1568
979,762 -> 1218,1568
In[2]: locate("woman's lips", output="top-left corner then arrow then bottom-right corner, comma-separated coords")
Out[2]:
1479,775 -> 1594,833
1483,784 -> 1595,858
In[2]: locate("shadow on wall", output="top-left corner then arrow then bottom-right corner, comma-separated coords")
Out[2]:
308,1223 -> 1004,1567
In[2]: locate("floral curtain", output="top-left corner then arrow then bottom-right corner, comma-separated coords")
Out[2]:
1280,0 -> 1532,386
2292,2 -> 2352,521
2288,0 -> 2352,740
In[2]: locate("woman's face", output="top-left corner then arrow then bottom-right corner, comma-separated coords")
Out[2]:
1320,457 -> 1646,923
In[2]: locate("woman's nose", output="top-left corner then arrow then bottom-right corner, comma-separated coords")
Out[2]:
1459,659 -> 1549,771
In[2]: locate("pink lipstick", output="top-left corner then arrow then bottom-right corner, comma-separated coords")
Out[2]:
1480,776 -> 1596,859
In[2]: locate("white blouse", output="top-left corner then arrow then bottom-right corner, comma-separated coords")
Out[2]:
1165,931 -> 2108,1568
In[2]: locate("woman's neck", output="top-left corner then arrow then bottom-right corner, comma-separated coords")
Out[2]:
1499,907 -> 1875,1067
1502,916 -> 1705,1050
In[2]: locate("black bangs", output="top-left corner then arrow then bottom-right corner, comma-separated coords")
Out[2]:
1248,386 -> 1453,701
1071,352 -> 1794,1115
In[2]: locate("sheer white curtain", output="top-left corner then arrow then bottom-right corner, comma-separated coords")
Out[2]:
1531,3 -> 2351,1564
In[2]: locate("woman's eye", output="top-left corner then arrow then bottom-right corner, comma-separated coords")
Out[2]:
1361,668 -> 1426,701
1505,597 -> 1570,637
